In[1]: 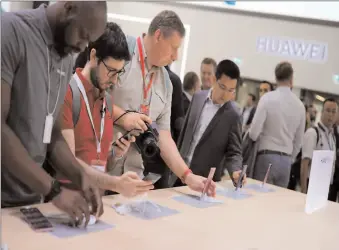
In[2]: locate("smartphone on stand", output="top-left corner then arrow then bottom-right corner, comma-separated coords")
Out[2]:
20,207 -> 53,232
143,172 -> 162,184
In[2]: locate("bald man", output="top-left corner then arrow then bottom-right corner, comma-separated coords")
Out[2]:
1,2 -> 106,225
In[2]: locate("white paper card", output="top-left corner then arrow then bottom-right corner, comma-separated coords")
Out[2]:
305,150 -> 335,214
43,114 -> 54,144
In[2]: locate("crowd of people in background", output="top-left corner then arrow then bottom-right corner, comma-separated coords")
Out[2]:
2,1 -> 338,226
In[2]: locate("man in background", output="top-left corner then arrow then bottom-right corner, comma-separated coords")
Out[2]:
242,93 -> 256,133
170,59 -> 244,186
164,65 -> 185,143
182,71 -> 201,115
307,104 -> 318,127
2,2 -> 107,222
200,57 -> 217,90
249,62 -> 305,188
259,80 -> 274,99
300,99 -> 338,201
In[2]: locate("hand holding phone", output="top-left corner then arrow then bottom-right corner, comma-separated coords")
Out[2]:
112,129 -> 141,147
143,172 -> 162,184
115,171 -> 155,198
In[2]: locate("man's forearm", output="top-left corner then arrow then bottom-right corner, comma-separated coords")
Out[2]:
159,130 -> 188,178
48,130 -> 83,187
76,158 -> 120,191
112,105 -> 125,126
1,123 -> 52,195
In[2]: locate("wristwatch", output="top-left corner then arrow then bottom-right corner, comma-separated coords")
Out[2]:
45,179 -> 62,201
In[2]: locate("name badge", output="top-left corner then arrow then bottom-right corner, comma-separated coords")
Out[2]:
91,160 -> 106,173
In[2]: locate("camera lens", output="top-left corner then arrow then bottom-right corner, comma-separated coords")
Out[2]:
144,145 -> 156,157
142,137 -> 158,158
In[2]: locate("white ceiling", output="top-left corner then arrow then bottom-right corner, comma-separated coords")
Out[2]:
184,1 -> 339,22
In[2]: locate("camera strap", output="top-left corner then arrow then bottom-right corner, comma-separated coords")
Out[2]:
137,36 -> 156,116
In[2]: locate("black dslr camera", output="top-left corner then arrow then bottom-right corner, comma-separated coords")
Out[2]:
135,122 -> 160,159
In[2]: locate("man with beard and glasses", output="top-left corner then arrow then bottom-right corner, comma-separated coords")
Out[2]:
1,2 -> 107,225
60,22 -> 154,198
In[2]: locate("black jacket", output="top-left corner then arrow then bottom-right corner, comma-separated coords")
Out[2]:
164,66 -> 185,142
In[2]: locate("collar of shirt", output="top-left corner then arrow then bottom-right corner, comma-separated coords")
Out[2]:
318,121 -> 334,135
276,86 -> 291,92
184,91 -> 192,101
137,34 -> 159,73
206,89 -> 224,108
37,4 -> 54,47
76,68 -> 105,99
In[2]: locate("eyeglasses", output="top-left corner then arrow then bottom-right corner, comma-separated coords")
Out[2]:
101,60 -> 125,78
217,81 -> 236,94
259,89 -> 269,93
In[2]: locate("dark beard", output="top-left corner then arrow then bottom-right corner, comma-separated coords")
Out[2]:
53,20 -> 80,58
90,68 -> 100,89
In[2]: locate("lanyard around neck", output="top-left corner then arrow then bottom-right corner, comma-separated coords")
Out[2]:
73,73 -> 106,154
137,36 -> 155,102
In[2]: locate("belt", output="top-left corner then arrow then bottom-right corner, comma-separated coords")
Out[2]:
257,150 -> 291,157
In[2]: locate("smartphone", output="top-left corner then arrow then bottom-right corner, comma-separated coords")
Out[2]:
143,172 -> 162,184
112,129 -> 141,146
20,207 -> 53,232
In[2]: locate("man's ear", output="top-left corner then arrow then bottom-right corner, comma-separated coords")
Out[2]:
154,29 -> 161,43
89,48 -> 98,65
63,2 -> 78,18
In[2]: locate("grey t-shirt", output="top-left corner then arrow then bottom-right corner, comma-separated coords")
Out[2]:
1,6 -> 72,207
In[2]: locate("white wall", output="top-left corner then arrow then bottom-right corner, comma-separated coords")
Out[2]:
107,2 -> 339,95
1,1 -> 33,12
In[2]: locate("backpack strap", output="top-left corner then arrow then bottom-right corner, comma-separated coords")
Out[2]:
69,76 -> 81,127
313,126 -> 320,145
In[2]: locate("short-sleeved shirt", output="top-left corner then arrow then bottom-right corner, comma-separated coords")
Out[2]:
302,122 -> 336,181
110,35 -> 173,176
61,68 -> 114,167
1,6 -> 73,207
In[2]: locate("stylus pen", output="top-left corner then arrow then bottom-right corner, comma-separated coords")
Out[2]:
235,165 -> 248,191
201,167 -> 216,199
262,163 -> 272,187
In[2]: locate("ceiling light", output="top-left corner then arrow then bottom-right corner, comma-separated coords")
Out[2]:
315,94 -> 325,102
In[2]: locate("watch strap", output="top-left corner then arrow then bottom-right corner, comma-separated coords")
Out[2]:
45,179 -> 62,201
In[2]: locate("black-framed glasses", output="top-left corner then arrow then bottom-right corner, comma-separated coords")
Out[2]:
101,60 -> 125,78
217,81 -> 236,94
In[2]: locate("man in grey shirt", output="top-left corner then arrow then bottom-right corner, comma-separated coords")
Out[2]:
1,2 -> 106,223
249,62 -> 305,188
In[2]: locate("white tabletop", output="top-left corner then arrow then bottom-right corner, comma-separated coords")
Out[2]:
2,179 -> 339,250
